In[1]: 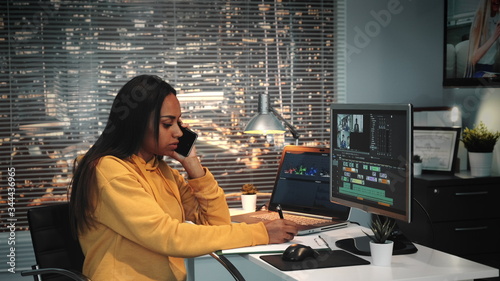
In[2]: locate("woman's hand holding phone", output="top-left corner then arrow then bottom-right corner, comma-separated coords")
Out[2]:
173,124 -> 205,179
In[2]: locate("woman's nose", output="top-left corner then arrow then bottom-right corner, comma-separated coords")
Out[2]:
174,123 -> 184,138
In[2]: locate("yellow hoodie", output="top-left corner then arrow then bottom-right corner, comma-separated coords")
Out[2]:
79,155 -> 268,281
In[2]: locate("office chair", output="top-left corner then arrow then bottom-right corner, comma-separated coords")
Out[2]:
21,203 -> 89,281
209,252 -> 246,281
21,202 -> 245,281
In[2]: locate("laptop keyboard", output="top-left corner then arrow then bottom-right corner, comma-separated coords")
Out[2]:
250,212 -> 331,226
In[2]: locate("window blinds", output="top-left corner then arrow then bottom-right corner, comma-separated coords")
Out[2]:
0,0 -> 346,232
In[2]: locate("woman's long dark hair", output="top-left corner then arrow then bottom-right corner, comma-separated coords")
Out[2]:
69,75 -> 176,234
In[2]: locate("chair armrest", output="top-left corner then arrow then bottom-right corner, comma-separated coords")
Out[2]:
209,252 -> 246,281
21,268 -> 91,281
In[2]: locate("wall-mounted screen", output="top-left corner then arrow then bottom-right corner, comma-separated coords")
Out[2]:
444,0 -> 500,87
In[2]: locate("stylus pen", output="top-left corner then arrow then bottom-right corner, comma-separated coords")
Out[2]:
277,204 -> 284,219
318,235 -> 333,252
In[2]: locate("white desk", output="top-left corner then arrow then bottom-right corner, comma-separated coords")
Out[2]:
187,224 -> 499,281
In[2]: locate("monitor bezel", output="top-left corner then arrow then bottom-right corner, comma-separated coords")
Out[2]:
329,103 -> 413,223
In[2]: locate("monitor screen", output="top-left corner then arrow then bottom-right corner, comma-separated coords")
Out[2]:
443,0 -> 500,87
267,146 -> 350,220
330,103 -> 413,223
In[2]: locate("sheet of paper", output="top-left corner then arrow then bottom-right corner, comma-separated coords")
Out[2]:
218,234 -> 328,255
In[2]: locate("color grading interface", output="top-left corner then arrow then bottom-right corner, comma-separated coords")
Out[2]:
331,110 -> 408,215
272,151 -> 332,211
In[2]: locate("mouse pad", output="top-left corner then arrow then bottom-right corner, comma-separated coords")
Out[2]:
335,235 -> 418,256
260,250 -> 370,271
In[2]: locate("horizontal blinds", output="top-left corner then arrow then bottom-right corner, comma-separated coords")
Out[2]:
0,0 -> 346,232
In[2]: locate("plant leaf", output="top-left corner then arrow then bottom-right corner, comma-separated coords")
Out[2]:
368,215 -> 396,243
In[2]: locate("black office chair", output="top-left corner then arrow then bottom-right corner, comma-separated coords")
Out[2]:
21,202 -> 245,281
21,203 -> 89,281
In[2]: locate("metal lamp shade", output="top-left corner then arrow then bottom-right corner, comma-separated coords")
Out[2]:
244,112 -> 285,134
244,93 -> 286,134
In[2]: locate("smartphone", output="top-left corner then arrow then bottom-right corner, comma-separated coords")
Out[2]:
175,126 -> 198,157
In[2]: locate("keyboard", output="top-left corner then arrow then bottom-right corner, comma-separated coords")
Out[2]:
250,212 -> 331,226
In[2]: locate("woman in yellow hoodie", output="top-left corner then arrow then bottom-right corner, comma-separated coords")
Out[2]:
69,75 -> 298,281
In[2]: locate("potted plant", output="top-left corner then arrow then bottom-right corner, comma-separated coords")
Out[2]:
461,121 -> 500,177
413,154 -> 423,176
241,184 -> 258,212
363,215 -> 396,266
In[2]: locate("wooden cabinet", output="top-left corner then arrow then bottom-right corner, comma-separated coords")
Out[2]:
397,172 -> 500,269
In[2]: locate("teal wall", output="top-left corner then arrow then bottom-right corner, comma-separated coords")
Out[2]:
346,0 -> 500,174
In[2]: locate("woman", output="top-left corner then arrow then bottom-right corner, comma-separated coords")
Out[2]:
69,75 -> 297,281
465,0 -> 500,78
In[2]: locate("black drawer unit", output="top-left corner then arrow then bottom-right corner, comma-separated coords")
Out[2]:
397,172 -> 500,269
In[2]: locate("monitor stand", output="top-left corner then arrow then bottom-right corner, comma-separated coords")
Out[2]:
335,230 -> 418,256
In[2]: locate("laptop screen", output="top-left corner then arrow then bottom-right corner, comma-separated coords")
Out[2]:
268,146 -> 350,219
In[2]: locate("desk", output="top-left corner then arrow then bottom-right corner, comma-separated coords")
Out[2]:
187,224 -> 499,281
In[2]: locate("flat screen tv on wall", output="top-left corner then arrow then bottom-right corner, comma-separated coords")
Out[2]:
444,0 -> 500,87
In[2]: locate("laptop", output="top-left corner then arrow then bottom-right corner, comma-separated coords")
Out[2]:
231,145 -> 350,235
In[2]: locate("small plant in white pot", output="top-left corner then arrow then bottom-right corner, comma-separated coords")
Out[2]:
241,184 -> 258,212
461,121 -> 500,177
363,215 -> 396,266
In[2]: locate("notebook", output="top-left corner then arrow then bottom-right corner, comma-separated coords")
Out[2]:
231,145 -> 350,235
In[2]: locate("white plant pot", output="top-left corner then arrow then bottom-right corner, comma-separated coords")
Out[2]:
413,163 -> 422,176
468,152 -> 493,177
241,194 -> 257,212
369,240 -> 394,266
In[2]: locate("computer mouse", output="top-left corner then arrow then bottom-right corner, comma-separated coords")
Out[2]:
282,244 -> 319,262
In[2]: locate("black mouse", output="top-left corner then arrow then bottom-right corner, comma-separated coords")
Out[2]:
282,244 -> 319,262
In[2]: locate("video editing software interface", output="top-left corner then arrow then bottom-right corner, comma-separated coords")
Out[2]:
271,151 -> 350,218
331,108 -> 409,219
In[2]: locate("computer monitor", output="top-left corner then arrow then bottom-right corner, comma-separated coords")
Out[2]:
330,103 -> 413,223
329,103 -> 417,256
